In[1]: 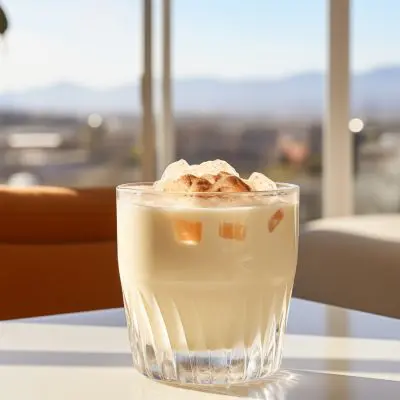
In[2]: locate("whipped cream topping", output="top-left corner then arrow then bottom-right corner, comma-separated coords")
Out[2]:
154,159 -> 277,193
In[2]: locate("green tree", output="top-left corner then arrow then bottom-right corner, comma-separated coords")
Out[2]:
0,5 -> 9,36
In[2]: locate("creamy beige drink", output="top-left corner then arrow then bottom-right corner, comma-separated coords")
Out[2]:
117,160 -> 299,384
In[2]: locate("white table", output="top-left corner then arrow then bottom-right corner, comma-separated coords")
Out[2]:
0,299 -> 399,399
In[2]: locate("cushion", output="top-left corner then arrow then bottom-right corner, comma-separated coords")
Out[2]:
294,215 -> 400,319
0,241 -> 122,320
0,186 -> 116,244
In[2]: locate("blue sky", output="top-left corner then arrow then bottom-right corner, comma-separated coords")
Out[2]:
0,0 -> 399,91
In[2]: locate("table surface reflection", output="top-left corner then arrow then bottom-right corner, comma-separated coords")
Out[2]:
0,298 -> 399,399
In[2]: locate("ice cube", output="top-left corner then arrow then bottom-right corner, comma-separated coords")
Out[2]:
172,219 -> 202,245
219,222 -> 246,241
268,208 -> 284,232
246,172 -> 277,191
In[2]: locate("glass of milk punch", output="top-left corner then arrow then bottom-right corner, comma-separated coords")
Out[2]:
117,160 -> 299,386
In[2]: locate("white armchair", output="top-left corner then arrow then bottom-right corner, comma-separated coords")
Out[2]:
294,214 -> 400,319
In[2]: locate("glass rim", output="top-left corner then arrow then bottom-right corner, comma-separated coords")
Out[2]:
116,182 -> 299,196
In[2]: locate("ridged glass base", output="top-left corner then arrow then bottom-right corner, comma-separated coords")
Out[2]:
132,346 -> 283,385
122,285 -> 291,385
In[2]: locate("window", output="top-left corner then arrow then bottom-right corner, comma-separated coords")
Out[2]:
6,1 -> 392,222
352,0 -> 400,214
0,0 -> 141,187
172,0 -> 326,223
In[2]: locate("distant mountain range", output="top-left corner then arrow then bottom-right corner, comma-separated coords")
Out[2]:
1,66 -> 400,117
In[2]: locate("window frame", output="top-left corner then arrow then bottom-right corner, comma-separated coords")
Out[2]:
323,0 -> 353,217
141,0 -> 157,181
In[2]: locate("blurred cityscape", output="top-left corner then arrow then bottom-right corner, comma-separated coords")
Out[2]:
2,0 -> 400,224
1,108 -> 400,223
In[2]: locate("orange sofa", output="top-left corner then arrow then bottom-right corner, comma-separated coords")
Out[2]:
3,186 -> 397,321
0,186 -> 123,320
